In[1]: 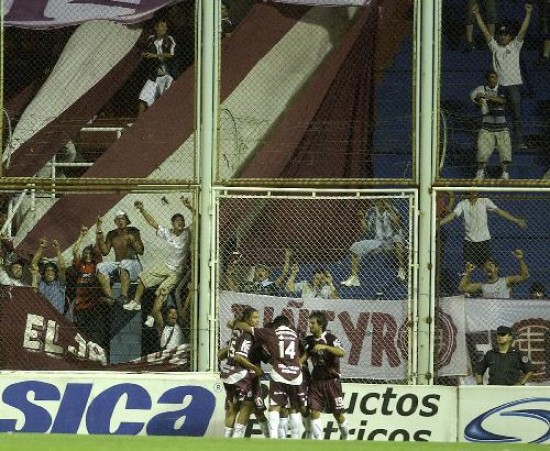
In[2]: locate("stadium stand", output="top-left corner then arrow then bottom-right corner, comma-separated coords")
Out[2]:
440,0 -> 550,179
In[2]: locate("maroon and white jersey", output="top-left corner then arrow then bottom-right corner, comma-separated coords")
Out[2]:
304,330 -> 343,380
239,330 -> 267,378
253,325 -> 303,385
219,329 -> 250,384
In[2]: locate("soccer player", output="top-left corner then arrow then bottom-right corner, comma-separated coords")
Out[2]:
301,311 -> 350,440
235,315 -> 305,439
219,307 -> 269,438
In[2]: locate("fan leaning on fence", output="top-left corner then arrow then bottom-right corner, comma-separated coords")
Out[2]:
286,263 -> 340,300
458,249 -> 529,299
0,241 -> 27,287
30,238 -> 67,317
224,248 -> 292,296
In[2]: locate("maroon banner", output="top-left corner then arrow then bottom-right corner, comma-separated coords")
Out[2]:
4,0 -> 369,30
270,0 -> 369,5
4,0 -> 185,29
0,286 -> 189,371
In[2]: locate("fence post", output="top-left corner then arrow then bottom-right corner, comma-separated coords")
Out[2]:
196,0 -> 220,372
416,0 -> 440,385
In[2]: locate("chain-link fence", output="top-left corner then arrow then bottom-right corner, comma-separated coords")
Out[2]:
2,0 -> 415,183
216,189 -> 416,383
2,1 -> 197,180
440,0 -> 550,180
225,0 -> 415,181
435,190 -> 550,386
0,189 -> 197,372
4,0 -> 550,391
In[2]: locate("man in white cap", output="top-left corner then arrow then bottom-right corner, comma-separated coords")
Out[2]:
95,210 -> 144,303
473,2 -> 533,149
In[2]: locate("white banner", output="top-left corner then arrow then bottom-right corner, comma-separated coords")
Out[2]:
0,372 -> 225,435
219,291 -> 409,380
436,297 -> 468,376
3,0 -> 184,28
438,297 -> 550,383
221,292 -> 550,382
339,384 -> 456,442
458,386 -> 550,444
243,383 -> 457,441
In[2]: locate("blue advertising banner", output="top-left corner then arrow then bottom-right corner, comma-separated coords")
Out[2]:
0,373 -> 225,435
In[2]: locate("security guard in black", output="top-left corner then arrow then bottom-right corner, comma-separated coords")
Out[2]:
475,325 -> 534,386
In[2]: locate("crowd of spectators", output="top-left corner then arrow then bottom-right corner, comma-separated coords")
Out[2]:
0,197 -> 193,361
222,199 -> 407,299
221,199 -> 409,300
214,193 -> 546,301
438,191 -> 550,300
460,1 -> 549,179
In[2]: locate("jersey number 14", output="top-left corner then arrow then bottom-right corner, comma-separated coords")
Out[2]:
278,340 -> 296,360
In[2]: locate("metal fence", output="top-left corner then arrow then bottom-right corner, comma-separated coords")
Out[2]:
0,189 -> 198,372
2,0 -> 549,390
2,0 -> 414,182
1,184 -> 549,385
434,188 -> 550,386
2,1 -> 197,180
439,0 -> 550,180
217,0 -> 414,181
215,188 -> 417,383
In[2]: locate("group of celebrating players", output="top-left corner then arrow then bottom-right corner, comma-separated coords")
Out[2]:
219,308 -> 350,440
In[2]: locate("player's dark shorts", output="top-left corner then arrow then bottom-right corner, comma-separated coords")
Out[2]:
269,381 -> 308,410
302,367 -> 312,387
223,378 -> 254,409
463,239 -> 492,268
308,378 -> 345,414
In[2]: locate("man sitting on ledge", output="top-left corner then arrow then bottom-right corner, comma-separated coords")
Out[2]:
95,210 -> 144,304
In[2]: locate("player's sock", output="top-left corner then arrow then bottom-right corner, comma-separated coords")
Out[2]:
311,418 -> 323,440
268,410 -> 280,439
289,413 -> 302,439
278,416 -> 288,439
339,419 -> 350,440
232,423 -> 246,438
302,416 -> 312,439
224,427 -> 234,438
258,419 -> 270,438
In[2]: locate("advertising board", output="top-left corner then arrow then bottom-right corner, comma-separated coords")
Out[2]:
0,372 -> 225,436
459,386 -> 550,444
